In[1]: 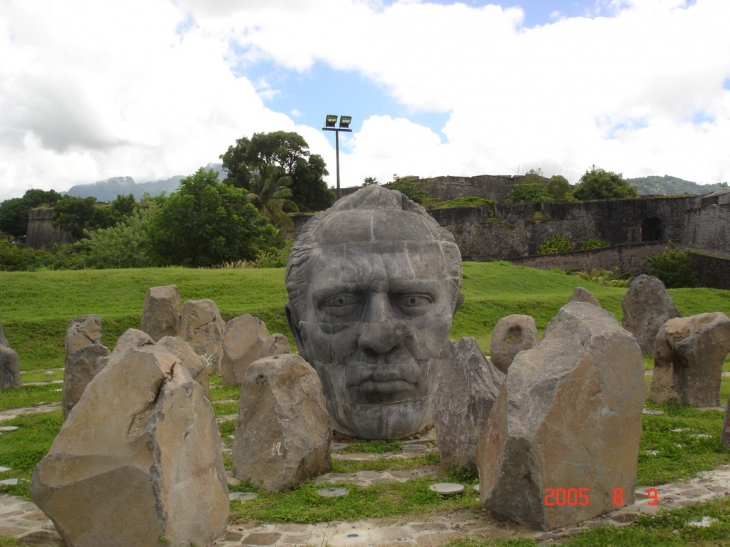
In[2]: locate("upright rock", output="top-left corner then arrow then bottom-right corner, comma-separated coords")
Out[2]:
434,338 -> 504,471
650,313 -> 730,407
622,274 -> 681,354
232,354 -> 331,492
0,318 -> 8,347
722,397 -> 730,446
568,287 -> 601,307
221,314 -> 290,386
140,285 -> 180,342
490,315 -> 539,374
65,315 -> 102,361
179,299 -> 225,375
156,336 -> 210,398
476,302 -> 645,531
31,344 -> 229,547
62,344 -> 109,417
0,345 -> 21,390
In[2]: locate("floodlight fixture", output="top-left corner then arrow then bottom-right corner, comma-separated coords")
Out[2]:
321,114 -> 354,200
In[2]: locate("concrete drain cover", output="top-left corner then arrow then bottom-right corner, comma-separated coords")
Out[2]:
229,492 -> 258,502
331,443 -> 349,451
642,409 -> 664,416
402,444 -> 427,452
317,487 -> 349,498
0,479 -> 19,486
0,426 -> 18,432
429,483 -> 464,495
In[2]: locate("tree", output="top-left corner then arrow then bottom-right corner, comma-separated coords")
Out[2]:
572,165 -> 638,200
505,184 -> 551,206
647,249 -> 698,288
147,168 -> 276,267
545,175 -> 572,200
220,131 -> 334,212
388,174 -> 429,203
52,196 -> 115,240
363,177 -> 379,186
0,189 -> 62,239
246,165 -> 299,230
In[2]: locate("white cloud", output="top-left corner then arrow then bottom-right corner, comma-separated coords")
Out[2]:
1,0 -> 729,203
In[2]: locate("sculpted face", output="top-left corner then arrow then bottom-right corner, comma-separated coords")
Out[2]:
286,200 -> 461,439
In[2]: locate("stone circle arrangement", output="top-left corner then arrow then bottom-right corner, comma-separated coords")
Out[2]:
1,186 -> 730,546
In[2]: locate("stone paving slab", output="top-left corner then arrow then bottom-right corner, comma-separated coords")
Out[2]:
0,403 -> 62,423
3,465 -> 730,547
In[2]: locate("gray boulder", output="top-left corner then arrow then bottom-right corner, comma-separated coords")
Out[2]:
434,338 -> 504,471
179,299 -> 225,375
0,345 -> 21,390
476,302 -> 645,531
0,318 -> 8,347
232,354 -> 331,492
140,285 -> 180,342
221,314 -> 290,386
31,344 -> 229,547
489,314 -> 539,374
156,336 -> 210,398
568,287 -> 601,307
65,315 -> 102,361
62,344 -> 109,417
650,313 -> 730,407
622,274 -> 681,354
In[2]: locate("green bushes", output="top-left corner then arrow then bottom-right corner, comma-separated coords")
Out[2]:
648,249 -> 699,288
581,238 -> 610,250
573,268 -> 632,287
537,234 -> 573,254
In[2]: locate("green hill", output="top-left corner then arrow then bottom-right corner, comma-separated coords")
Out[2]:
2,262 -> 729,370
627,175 -> 728,196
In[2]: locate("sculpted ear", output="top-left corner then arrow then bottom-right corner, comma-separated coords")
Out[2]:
285,302 -> 307,361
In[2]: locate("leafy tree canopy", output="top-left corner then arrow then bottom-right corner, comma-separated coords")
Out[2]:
505,183 -> 551,206
545,175 -> 572,200
573,165 -> 638,200
147,168 -> 276,268
0,189 -> 62,238
220,131 -> 334,212
52,196 -> 115,240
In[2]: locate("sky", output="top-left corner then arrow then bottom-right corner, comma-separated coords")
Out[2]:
1,0 -> 729,202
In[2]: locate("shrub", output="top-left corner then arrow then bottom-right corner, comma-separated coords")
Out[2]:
573,165 -> 637,200
505,183 -> 551,206
388,175 -> 429,204
545,175 -> 572,200
0,239 -> 49,271
536,235 -> 573,255
573,268 -> 632,287
581,238 -> 610,250
647,250 -> 699,288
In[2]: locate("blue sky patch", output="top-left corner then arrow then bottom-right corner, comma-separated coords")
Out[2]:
692,111 -> 716,125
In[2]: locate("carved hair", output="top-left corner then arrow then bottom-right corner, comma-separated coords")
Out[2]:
285,185 -> 462,317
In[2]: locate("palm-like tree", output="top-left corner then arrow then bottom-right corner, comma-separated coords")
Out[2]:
246,165 -> 299,230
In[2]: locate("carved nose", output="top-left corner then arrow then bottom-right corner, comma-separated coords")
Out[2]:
358,292 -> 403,354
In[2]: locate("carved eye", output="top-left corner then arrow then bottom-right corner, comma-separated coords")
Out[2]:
324,294 -> 360,308
394,294 -> 432,314
322,294 -> 363,319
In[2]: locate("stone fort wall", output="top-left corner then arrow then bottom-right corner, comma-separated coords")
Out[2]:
25,208 -> 75,249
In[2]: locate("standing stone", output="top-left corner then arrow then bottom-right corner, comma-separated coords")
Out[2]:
31,345 -> 229,547
179,299 -> 225,375
622,274 -> 681,354
476,302 -> 645,531
65,315 -> 102,361
650,313 -> 730,407
490,315 -> 539,374
232,354 -> 331,493
156,336 -> 210,398
434,338 -> 504,471
62,344 -> 109,417
0,345 -> 21,390
722,397 -> 730,446
221,315 -> 290,386
140,285 -> 180,342
0,318 -> 8,348
568,287 -> 601,307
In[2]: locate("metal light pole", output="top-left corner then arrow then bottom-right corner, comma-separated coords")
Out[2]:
322,115 -> 352,200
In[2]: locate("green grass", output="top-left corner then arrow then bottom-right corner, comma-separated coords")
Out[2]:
340,439 -> 404,454
332,454 -> 441,473
0,383 -> 62,411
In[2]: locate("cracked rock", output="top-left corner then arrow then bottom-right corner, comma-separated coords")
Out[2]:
31,343 -> 229,547
233,353 -> 331,492
621,274 -> 681,354
477,302 -> 646,530
179,299 -> 225,375
221,314 -> 290,386
434,337 -> 504,471
62,344 -> 109,417
65,315 -> 102,362
651,313 -> 730,407
140,285 -> 180,342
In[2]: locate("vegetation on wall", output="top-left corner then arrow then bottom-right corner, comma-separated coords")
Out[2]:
648,248 -> 699,289
537,234 -> 573,254
573,165 -> 638,200
581,238 -> 610,250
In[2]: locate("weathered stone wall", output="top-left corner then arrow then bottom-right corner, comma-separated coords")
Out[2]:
419,175 -> 528,202
684,192 -> 730,253
688,251 -> 730,290
506,242 -> 671,276
25,208 -> 75,249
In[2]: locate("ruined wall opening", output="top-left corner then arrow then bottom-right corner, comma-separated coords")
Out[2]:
641,217 -> 663,242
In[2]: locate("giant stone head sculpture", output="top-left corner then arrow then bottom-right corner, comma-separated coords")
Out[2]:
285,185 -> 462,439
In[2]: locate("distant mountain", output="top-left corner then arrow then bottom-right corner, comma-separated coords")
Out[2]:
627,175 -> 728,196
64,163 -> 227,202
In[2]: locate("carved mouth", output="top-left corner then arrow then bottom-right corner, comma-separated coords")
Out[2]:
358,379 -> 415,394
